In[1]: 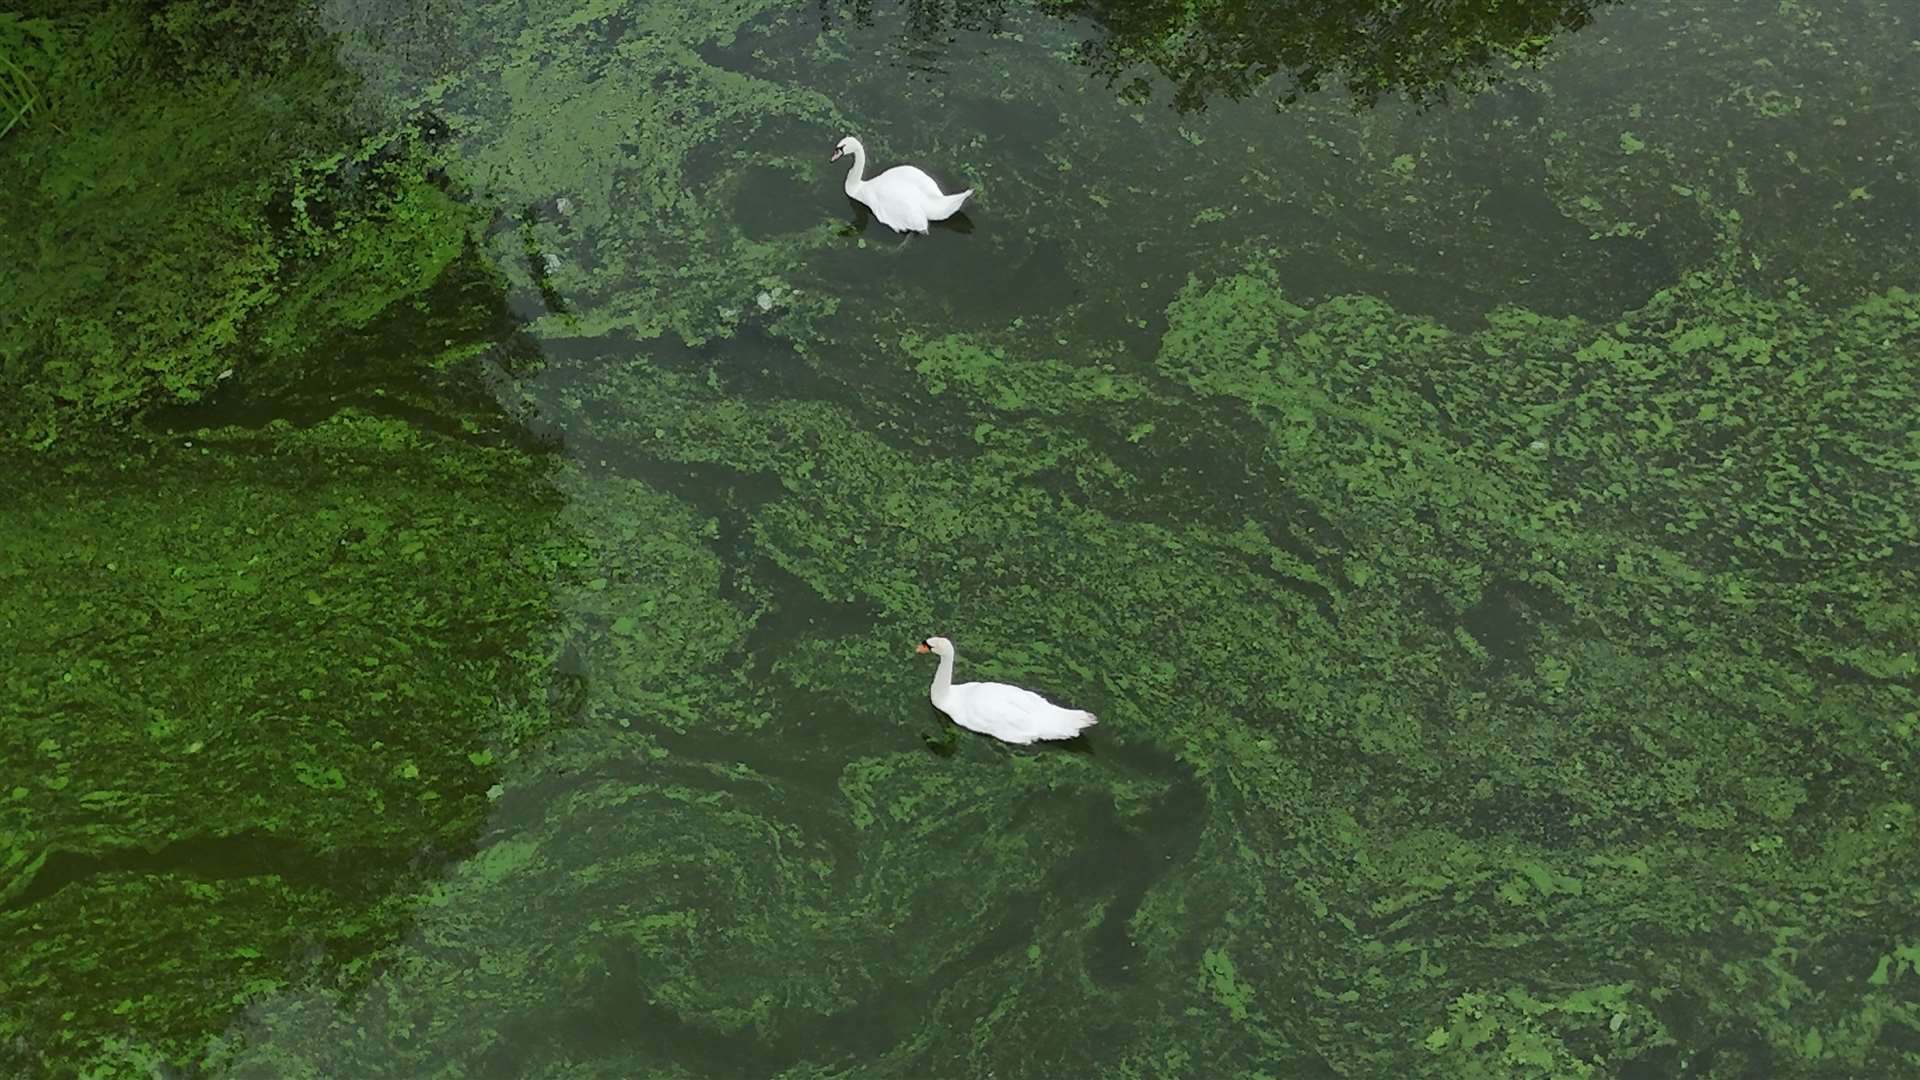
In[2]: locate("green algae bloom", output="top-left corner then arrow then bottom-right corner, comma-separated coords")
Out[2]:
1,0 -> 1916,1077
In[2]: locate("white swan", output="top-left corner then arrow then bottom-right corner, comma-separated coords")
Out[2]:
915,636 -> 1097,744
831,136 -> 972,235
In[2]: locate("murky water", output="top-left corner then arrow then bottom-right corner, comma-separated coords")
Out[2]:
3,1 -> 1917,1076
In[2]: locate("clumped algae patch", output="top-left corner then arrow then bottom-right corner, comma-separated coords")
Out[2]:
322,0 -> 850,347
0,411 -> 572,1075
1138,260 -> 1919,1075
207,717 -> 1158,1077
131,466 -> 1179,1078
519,229 -> 1916,1075
0,0 -> 476,452
232,188 -> 1911,1074
1532,0 -> 1920,299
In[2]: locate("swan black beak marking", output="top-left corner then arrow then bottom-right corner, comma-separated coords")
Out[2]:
916,641 -> 930,654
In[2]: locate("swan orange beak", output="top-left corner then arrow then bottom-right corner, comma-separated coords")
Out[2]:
915,643 -> 930,654
829,147 -> 843,162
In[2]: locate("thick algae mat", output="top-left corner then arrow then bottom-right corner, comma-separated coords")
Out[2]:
2,0 -> 1917,1076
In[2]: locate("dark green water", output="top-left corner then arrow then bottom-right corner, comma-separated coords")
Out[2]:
2,0 -> 1917,1076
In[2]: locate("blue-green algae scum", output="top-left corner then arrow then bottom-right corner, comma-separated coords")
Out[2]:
2,1 -> 1915,1076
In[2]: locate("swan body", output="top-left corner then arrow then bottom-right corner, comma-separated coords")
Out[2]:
915,636 -> 1097,744
831,136 -> 972,235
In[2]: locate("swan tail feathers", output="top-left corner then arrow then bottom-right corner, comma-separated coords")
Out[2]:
927,189 -> 972,222
1042,710 -> 1096,740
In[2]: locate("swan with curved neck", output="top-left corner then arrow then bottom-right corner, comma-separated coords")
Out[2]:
915,636 -> 1097,744
830,136 -> 973,235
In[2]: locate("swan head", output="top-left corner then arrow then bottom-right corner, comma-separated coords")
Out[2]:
829,136 -> 862,163
915,635 -> 954,657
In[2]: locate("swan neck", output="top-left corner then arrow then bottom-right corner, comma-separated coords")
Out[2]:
930,648 -> 955,703
842,144 -> 866,196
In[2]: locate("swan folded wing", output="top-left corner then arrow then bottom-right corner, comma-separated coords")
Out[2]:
864,165 -> 962,233
876,165 -> 948,200
869,192 -> 931,235
953,682 -> 1096,743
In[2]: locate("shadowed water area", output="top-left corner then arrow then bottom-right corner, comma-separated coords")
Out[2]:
1,0 -> 1917,1076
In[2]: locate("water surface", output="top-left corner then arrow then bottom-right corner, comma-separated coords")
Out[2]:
1,0 -> 1916,1076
